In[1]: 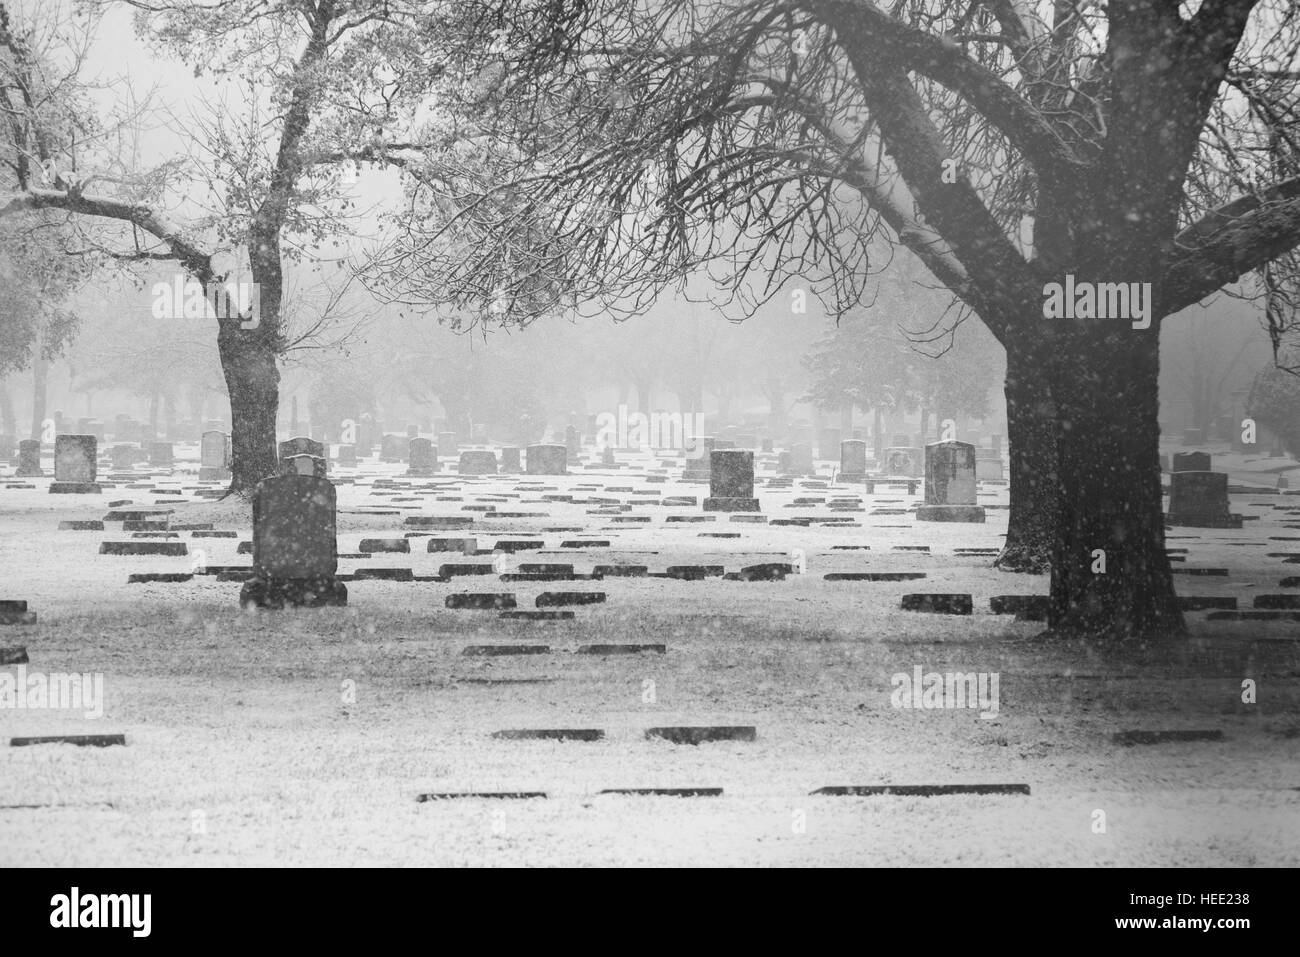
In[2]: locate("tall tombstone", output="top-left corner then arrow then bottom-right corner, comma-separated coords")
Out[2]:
917,442 -> 985,522
15,439 -> 43,477
564,425 -> 581,461
437,431 -> 459,457
407,438 -> 438,476
240,475 -> 347,608
199,431 -> 231,482
1167,471 -> 1243,528
279,437 -> 327,475
525,444 -> 567,475
883,446 -> 923,479
50,435 -> 101,494
459,450 -> 498,475
839,439 -> 869,482
149,442 -> 174,467
336,444 -> 358,468
703,450 -> 759,512
586,413 -> 600,443
499,447 -> 521,473
379,434 -> 406,463
817,428 -> 842,461
601,445 -> 616,467
1171,451 -> 1211,472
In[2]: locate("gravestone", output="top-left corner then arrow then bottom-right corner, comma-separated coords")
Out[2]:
199,431 -> 231,482
149,442 -> 174,467
1172,451 -> 1211,472
0,434 -> 13,464
459,450 -> 498,475
379,434 -> 406,463
109,444 -> 136,471
703,450 -> 759,512
839,439 -> 869,482
50,435 -> 101,493
962,429 -> 982,448
892,433 -> 911,447
407,438 -> 437,476
15,439 -> 43,477
1182,428 -> 1205,446
356,416 -> 376,454
1167,471 -> 1243,528
284,453 -> 327,478
565,426 -> 581,462
499,447 -> 521,473
240,474 -> 347,608
407,424 -> 419,438
761,438 -> 774,453
883,447 -> 922,479
974,446 -> 1003,481
525,444 -> 567,475
791,442 -> 815,475
336,444 -> 358,468
279,437 -> 326,474
817,428 -> 842,461
601,445 -> 616,467
917,441 -> 985,522
683,437 -> 715,481
437,432 -> 459,457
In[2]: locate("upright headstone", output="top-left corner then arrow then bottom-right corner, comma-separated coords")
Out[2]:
1182,428 -> 1205,446
839,439 -> 869,482
974,447 -> 1003,481
109,444 -> 136,472
50,435 -> 101,493
703,451 -> 759,512
565,425 -> 581,462
15,439 -> 43,477
149,442 -> 174,468
336,445 -> 358,468
407,438 -> 437,476
459,450 -> 498,475
601,445 -> 616,467
240,475 -> 347,608
499,447 -> 521,473
407,424 -> 419,438
883,447 -> 923,479
525,444 -> 567,475
199,431 -> 231,482
279,437 -> 327,475
437,432 -> 459,458
1167,471 -> 1242,528
1172,451 -> 1211,472
916,441 -> 985,522
0,434 -> 15,463
379,434 -> 406,463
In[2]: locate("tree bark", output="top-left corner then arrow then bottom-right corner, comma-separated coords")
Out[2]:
1044,332 -> 1185,639
997,344 -> 1056,573
0,382 -> 15,436
29,354 -> 47,440
217,315 -> 280,494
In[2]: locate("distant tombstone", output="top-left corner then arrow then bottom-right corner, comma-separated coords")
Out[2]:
109,444 -> 136,471
240,475 -> 347,608
437,432 -> 459,457
356,416 -> 376,453
199,431 -> 231,482
839,440 -> 869,482
817,428 -> 842,461
1167,471 -> 1243,528
15,439 -> 43,477
683,437 -> 715,481
379,434 -> 406,463
279,437 -> 326,475
336,445 -> 358,468
51,434 -> 101,493
499,447 -> 521,472
974,447 -> 1004,482
917,442 -> 985,523
284,454 -> 326,478
565,425 -> 581,461
991,434 -> 1003,455
586,414 -> 600,442
601,445 -> 616,467
883,447 -> 923,479
735,433 -> 758,450
791,442 -> 815,475
761,438 -> 774,453
407,424 -> 419,438
85,420 -> 105,441
525,444 -> 567,475
777,451 -> 793,474
1182,428 -> 1205,446
459,450 -> 498,475
407,438 -> 437,475
1172,451 -> 1211,472
0,434 -> 15,462
704,450 -> 759,512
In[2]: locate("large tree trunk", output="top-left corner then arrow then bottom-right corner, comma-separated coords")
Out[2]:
217,316 -> 280,494
1045,333 -> 1184,639
997,345 -> 1056,573
0,381 -> 15,436
29,354 -> 48,440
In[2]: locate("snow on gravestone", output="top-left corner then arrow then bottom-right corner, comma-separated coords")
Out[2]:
50,435 -> 101,493
240,474 -> 347,608
916,441 -> 985,523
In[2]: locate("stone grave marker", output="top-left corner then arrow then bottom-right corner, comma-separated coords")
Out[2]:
199,431 -> 231,482
499,447 -> 521,472
407,438 -> 438,476
1172,451 -> 1211,472
379,434 -> 406,463
839,439 -> 869,482
526,444 -> 567,475
1167,471 -> 1243,528
50,435 -> 101,493
336,444 -> 358,468
438,431 -> 459,457
703,450 -> 759,512
882,446 -> 922,479
916,442 -> 985,522
240,474 -> 347,608
15,439 -> 43,477
459,450 -> 498,475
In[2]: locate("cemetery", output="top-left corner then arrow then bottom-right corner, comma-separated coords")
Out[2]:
2,0 -> 1299,876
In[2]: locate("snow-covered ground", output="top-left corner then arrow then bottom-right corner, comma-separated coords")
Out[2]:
1,442 -> 1297,866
